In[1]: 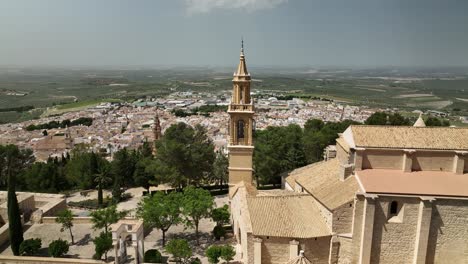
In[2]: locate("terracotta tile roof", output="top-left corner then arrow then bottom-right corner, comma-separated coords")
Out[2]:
247,194 -> 331,238
336,137 -> 350,153
286,163 -> 321,189
347,125 -> 468,150
293,159 -> 359,210
357,169 -> 468,197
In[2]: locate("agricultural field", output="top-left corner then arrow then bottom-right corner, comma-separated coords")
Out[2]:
0,66 -> 467,123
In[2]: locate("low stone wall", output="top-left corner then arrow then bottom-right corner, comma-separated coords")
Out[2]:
40,198 -> 67,217
0,224 -> 9,248
42,216 -> 93,224
0,255 -> 105,264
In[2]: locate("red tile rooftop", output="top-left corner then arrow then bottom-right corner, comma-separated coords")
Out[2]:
356,169 -> 468,197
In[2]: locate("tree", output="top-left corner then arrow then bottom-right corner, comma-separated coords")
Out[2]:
365,112 -> 388,125
304,119 -> 324,132
133,158 -> 154,192
388,113 -> 410,126
65,150 -> 100,190
111,148 -> 137,202
211,150 -> 228,187
155,123 -> 215,188
425,117 -> 450,127
254,125 -> 306,186
165,239 -> 192,264
93,231 -> 112,261
56,209 -> 75,244
181,187 -> 214,244
90,206 -> 126,235
48,239 -> 69,257
4,145 -> 24,255
94,162 -> 111,207
365,112 -> 410,126
211,205 -> 230,226
137,191 -> 182,246
19,238 -> 42,256
20,161 -> 68,193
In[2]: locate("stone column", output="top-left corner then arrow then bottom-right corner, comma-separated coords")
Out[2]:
402,149 -> 416,172
354,148 -> 366,171
289,240 -> 299,260
453,151 -> 467,174
133,244 -> 139,264
253,237 -> 262,264
359,195 -> 377,264
114,242 -> 120,264
413,197 -> 434,264
138,239 -> 145,264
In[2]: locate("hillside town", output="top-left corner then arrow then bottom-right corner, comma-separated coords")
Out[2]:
0,94 -> 376,161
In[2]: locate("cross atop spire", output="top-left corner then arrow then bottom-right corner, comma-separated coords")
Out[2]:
241,36 -> 244,52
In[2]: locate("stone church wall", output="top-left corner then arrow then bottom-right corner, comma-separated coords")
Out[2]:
344,195 -> 364,264
259,236 -> 330,264
336,235 -> 353,264
426,199 -> 468,264
370,197 -> 419,264
362,149 -> 402,169
332,201 -> 354,234
412,151 -> 454,172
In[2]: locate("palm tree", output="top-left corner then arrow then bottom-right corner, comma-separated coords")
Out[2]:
94,166 -> 111,207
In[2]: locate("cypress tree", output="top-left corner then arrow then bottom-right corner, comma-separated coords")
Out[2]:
6,146 -> 24,256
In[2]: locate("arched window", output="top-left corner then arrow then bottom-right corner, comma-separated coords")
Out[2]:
239,87 -> 244,104
237,120 -> 245,139
389,201 -> 398,215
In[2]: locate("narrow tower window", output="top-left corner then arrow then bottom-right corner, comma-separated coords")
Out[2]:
389,201 -> 398,215
237,120 -> 245,139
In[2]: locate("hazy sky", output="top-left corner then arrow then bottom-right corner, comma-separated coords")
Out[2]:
1,0 -> 468,67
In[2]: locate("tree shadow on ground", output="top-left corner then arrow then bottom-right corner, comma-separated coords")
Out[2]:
76,233 -> 92,246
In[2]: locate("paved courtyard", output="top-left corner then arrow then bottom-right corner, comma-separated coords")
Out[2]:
0,191 -> 237,263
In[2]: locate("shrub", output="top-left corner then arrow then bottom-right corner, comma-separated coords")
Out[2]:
144,249 -> 163,263
165,239 -> 192,263
93,232 -> 113,260
190,257 -> 202,264
19,238 -> 42,256
206,245 -> 235,263
48,239 -> 69,257
211,205 -> 230,226
220,245 -> 235,262
206,245 -> 222,264
213,225 -> 226,240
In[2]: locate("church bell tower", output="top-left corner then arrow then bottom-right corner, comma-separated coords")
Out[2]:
228,40 -> 255,196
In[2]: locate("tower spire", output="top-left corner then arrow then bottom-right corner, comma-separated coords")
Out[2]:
235,37 -> 249,77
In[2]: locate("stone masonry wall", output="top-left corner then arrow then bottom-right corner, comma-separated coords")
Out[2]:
259,236 -> 330,264
426,199 -> 468,264
332,201 -> 354,234
412,151 -> 454,172
337,236 -> 353,264
360,149 -> 457,172
370,197 -> 419,264
301,236 -> 331,264
344,196 -> 364,264
362,149 -> 402,170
